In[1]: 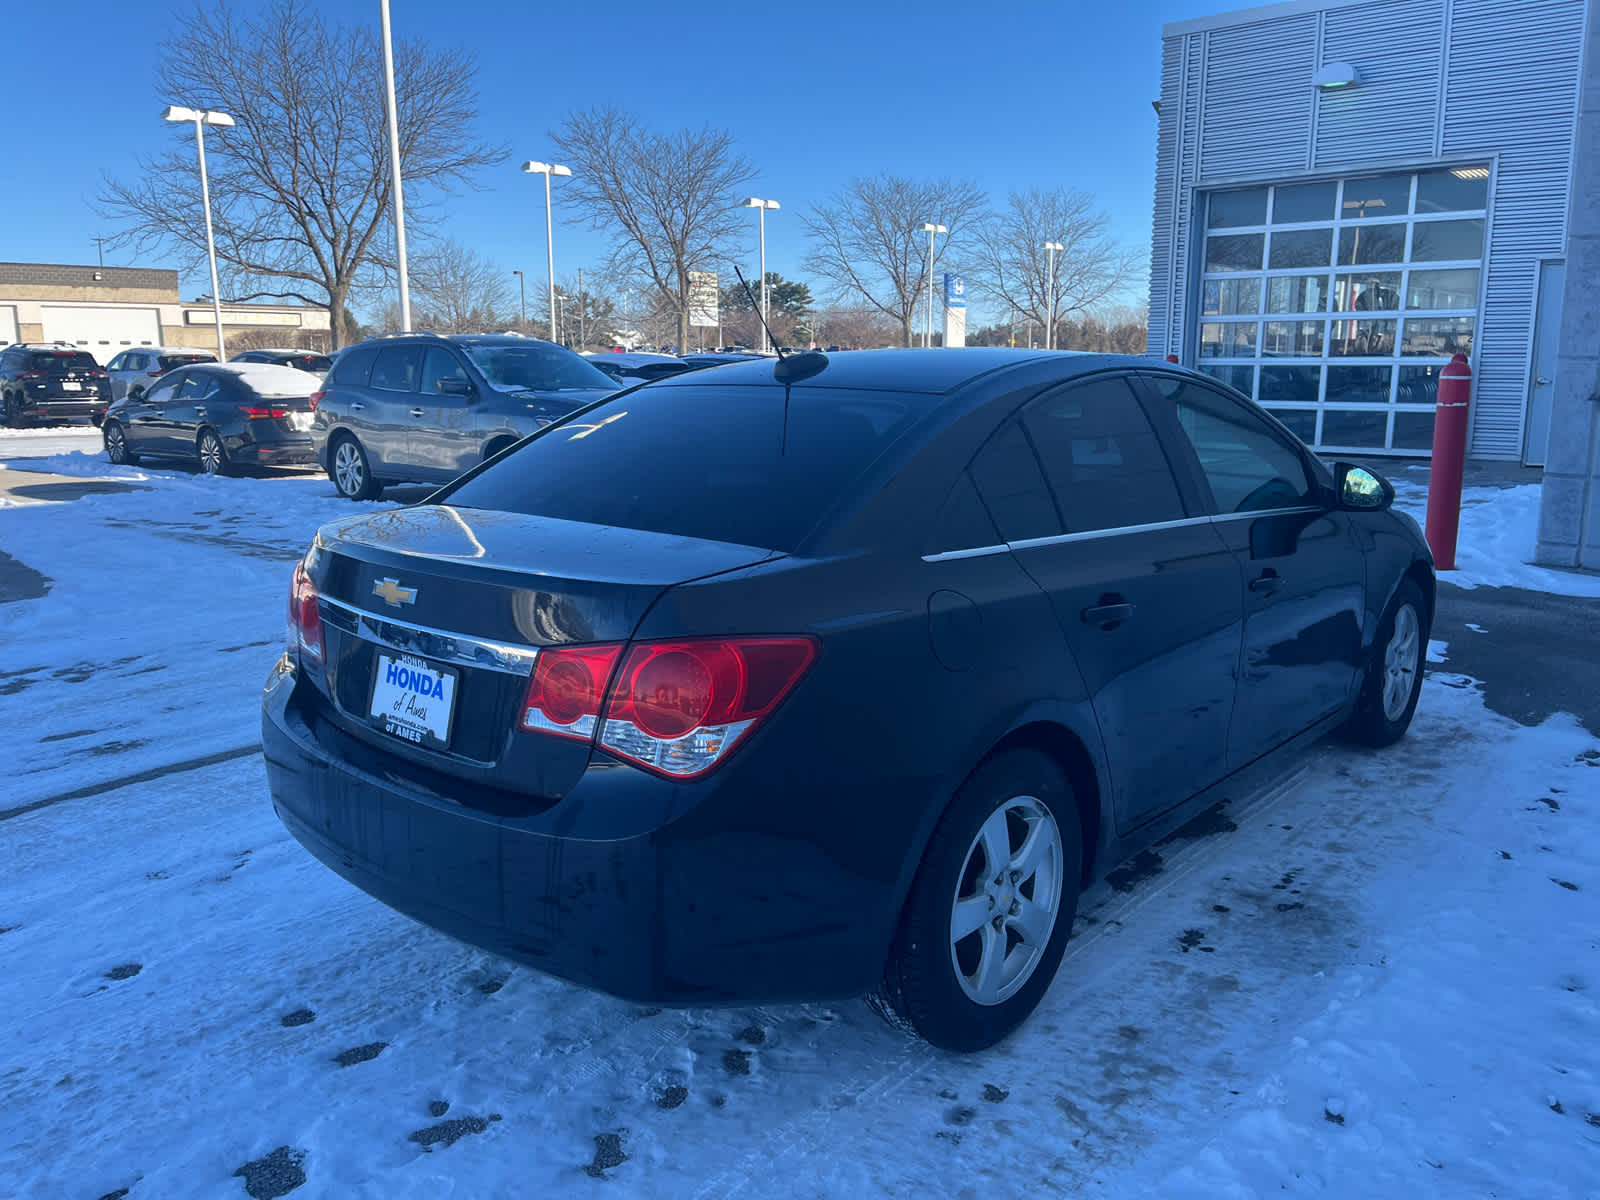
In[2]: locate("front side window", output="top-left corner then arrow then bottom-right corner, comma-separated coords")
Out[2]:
1020,376 -> 1186,534
1151,378 -> 1313,514
145,373 -> 184,403
370,346 -> 422,392
420,347 -> 470,395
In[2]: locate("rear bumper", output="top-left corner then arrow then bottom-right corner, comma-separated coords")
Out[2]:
261,656 -> 905,1005
16,397 -> 108,421
229,430 -> 317,466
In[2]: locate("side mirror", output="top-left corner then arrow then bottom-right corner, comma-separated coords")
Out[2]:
438,376 -> 474,397
1334,462 -> 1393,511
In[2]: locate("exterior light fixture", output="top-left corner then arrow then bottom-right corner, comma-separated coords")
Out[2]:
1312,62 -> 1360,89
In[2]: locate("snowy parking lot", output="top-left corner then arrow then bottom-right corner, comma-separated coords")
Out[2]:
2,428 -> 1597,1198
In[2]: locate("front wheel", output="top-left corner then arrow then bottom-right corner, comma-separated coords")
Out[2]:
871,749 -> 1082,1052
104,421 -> 138,466
197,429 -> 231,476
330,435 -> 382,500
2,393 -> 22,427
1341,578 -> 1428,747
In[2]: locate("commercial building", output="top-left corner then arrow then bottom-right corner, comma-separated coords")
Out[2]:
0,262 -> 331,363
1147,0 -> 1589,467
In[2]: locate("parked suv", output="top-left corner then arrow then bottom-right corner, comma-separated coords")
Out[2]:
1,343 -> 113,426
312,332 -> 618,500
231,348 -> 333,377
105,347 -> 217,402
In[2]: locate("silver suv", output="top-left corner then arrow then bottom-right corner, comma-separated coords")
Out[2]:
311,332 -> 618,500
105,347 -> 217,401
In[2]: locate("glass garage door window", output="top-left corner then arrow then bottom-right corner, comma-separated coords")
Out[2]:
1195,165 -> 1488,453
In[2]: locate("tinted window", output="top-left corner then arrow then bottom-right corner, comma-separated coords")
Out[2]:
29,351 -> 97,371
176,374 -> 211,398
420,347 -> 470,394
968,420 -> 1060,543
330,346 -> 378,386
1020,377 -> 1186,533
442,384 -> 929,552
145,374 -> 184,403
1152,379 -> 1313,514
931,473 -> 1000,552
159,353 -> 212,370
370,346 -> 422,392
462,342 -> 615,391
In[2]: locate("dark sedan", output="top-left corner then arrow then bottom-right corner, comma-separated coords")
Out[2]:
263,349 -> 1433,1051
103,362 -> 319,474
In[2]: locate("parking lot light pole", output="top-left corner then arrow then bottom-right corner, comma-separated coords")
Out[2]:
162,105 -> 233,360
741,198 -> 780,352
1043,241 -> 1064,351
377,0 -> 410,331
921,223 -> 947,348
512,270 -> 526,327
522,160 -> 572,341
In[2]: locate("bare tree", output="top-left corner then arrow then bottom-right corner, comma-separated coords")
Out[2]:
98,0 -> 503,347
812,305 -> 902,350
975,188 -> 1139,347
225,327 -> 333,354
802,175 -> 987,347
411,240 -> 513,333
549,108 -> 756,351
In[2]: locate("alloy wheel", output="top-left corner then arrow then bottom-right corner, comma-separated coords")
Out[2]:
333,440 -> 365,497
1382,602 -> 1421,720
949,796 -> 1065,1006
105,424 -> 127,464
199,431 -> 224,475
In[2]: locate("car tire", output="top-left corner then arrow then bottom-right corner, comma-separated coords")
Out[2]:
330,434 -> 382,500
197,429 -> 231,476
3,392 -> 22,427
104,421 -> 138,466
1341,577 -> 1428,748
871,749 -> 1082,1052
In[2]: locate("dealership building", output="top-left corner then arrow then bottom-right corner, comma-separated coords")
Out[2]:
0,262 -> 331,363
1148,0 -> 1589,469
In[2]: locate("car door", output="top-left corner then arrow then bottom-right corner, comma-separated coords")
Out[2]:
164,371 -> 224,453
1140,373 -> 1367,769
411,347 -> 479,479
969,372 -> 1244,832
124,371 -> 184,454
365,345 -> 424,476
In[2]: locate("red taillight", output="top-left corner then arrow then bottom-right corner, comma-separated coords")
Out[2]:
518,637 -> 816,777
287,562 -> 324,663
18,371 -> 43,381
241,405 -> 289,419
308,391 -> 324,410
520,644 -> 623,740
148,369 -> 166,378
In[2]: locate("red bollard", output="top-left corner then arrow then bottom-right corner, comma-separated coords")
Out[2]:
1424,353 -> 1472,570
1165,354 -> 1180,363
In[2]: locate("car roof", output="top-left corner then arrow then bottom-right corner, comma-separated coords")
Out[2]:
187,362 -> 320,389
236,348 -> 327,357
447,334 -> 563,349
651,347 -> 1123,394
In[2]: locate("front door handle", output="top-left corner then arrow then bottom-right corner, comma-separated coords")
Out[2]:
350,401 -> 365,411
410,408 -> 426,418
1081,598 -> 1134,628
1249,571 -> 1285,595
1536,376 -> 1552,386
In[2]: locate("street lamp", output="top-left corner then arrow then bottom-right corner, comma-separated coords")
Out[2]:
741,198 -> 780,352
161,105 -> 234,359
1043,241 -> 1064,350
512,269 -> 526,327
377,0 -> 410,331
522,160 -> 573,341
921,223 -> 947,348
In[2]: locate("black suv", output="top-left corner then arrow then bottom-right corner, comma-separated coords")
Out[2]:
311,332 -> 618,500
0,344 -> 112,426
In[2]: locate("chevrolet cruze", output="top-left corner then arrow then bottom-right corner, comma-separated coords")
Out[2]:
263,348 -> 1433,1051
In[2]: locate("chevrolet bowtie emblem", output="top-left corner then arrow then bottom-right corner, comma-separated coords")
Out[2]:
372,577 -> 417,607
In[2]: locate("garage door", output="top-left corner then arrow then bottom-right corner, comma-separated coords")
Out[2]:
40,305 -> 161,365
0,305 -> 17,349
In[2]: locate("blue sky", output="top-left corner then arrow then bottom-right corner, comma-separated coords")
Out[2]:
3,0 -> 1249,322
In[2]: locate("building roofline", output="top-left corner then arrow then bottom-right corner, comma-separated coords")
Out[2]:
1164,0 -> 1374,38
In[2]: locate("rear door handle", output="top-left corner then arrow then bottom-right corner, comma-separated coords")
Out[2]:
350,401 -> 365,411
1249,571 -> 1285,595
1081,601 -> 1134,627
410,408 -> 426,418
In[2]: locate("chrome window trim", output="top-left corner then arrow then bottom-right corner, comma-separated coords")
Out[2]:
921,505 -> 1329,561
319,595 -> 539,675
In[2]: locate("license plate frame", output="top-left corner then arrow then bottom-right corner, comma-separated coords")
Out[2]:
368,652 -> 459,751
60,380 -> 82,392
288,411 -> 313,431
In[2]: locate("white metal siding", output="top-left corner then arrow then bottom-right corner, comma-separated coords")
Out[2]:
1315,0 -> 1444,167
40,305 -> 161,365
1147,0 -> 1586,459
0,305 -> 17,348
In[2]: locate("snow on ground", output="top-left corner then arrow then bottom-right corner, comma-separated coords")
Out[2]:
1390,478 -> 1600,598
2,435 -> 1598,1198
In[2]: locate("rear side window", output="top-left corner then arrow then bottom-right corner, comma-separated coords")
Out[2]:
968,420 -> 1060,543
1020,376 -> 1187,533
371,346 -> 422,392
442,383 -> 930,551
30,352 -> 98,371
330,346 -> 379,387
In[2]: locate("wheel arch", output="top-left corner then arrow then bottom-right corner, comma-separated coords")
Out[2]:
980,720 -> 1104,888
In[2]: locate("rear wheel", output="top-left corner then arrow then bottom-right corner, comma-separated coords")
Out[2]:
1342,578 -> 1427,747
197,429 -> 230,476
871,749 -> 1082,1052
104,421 -> 138,466
3,392 -> 22,427
331,435 -> 382,500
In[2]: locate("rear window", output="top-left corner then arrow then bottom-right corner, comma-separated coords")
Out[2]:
442,384 -> 931,551
160,353 -> 214,370
287,354 -> 332,372
30,352 -> 98,371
